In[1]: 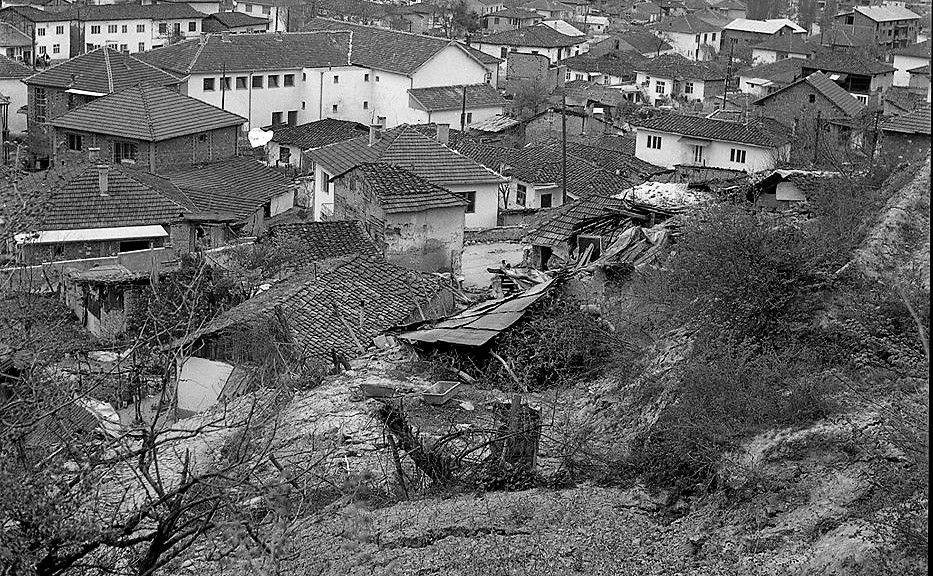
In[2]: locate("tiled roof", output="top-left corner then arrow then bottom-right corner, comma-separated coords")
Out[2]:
752,32 -> 816,53
599,30 -> 673,54
61,3 -> 207,21
563,79 -> 633,106
488,7 -> 541,18
803,48 -> 895,76
0,5 -> 68,22
265,220 -> 380,262
540,18 -> 586,37
35,164 -> 188,231
50,83 -> 245,141
477,23 -> 587,47
852,5 -> 919,23
138,31 -> 351,74
160,157 -> 293,220
302,18 -> 491,75
892,40 -> 931,58
711,0 -> 746,9
185,254 -> 451,361
634,53 -> 726,80
267,118 -> 368,151
724,18 -> 805,34
647,13 -> 723,34
821,27 -> 870,48
691,7 -> 733,28
24,46 -> 180,92
203,11 -> 270,28
884,85 -> 928,113
909,64 -> 930,76
634,114 -> 793,147
736,56 -> 804,83
881,105 -> 932,135
523,194 -> 627,246
0,22 -> 30,46
560,52 -> 646,79
351,163 -> 469,213
464,44 -> 503,64
308,124 -> 506,187
0,54 -> 32,79
408,83 -> 506,112
753,71 -> 865,118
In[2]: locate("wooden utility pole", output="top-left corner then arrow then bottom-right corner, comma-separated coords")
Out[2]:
721,43 -> 734,114
813,110 -> 822,165
561,94 -> 567,205
460,85 -> 467,132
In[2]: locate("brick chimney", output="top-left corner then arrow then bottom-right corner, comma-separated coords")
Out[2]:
97,164 -> 109,196
88,147 -> 100,162
368,121 -> 383,146
436,123 -> 449,145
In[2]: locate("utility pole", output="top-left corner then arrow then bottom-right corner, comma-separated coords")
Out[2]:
221,62 -> 226,110
721,42 -> 734,114
813,110 -> 822,166
561,94 -> 567,206
460,85 -> 467,132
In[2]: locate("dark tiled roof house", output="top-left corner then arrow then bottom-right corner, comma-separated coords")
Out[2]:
753,71 -> 867,127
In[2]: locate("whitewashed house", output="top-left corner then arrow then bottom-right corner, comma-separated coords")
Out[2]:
634,54 -> 726,106
633,114 -> 792,172
407,83 -> 507,126
647,13 -> 724,61
891,40 -> 930,86
73,3 -> 206,54
0,5 -> 72,63
233,0 -> 289,33
0,54 -> 30,133
750,33 -> 815,65
472,23 -> 588,69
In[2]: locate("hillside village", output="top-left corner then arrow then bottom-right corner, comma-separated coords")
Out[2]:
0,0 -> 929,574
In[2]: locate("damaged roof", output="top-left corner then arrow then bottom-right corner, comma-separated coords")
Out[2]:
347,163 -> 469,214
265,118 -> 369,151
265,220 -> 381,262
181,254 -> 453,361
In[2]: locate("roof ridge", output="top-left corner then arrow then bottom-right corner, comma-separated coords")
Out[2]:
102,46 -> 114,93
310,16 -> 447,43
187,36 -> 209,75
136,83 -> 156,141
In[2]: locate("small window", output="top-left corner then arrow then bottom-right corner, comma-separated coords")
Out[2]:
459,191 -> 476,213
67,133 -> 82,151
137,24 -> 145,33
138,42 -> 145,52
52,44 -> 60,54
262,5 -> 270,14
331,104 -> 338,113
500,47 -> 507,58
37,27 -> 45,36
516,183 -> 526,206
364,73 -> 370,82
55,25 -> 64,34
283,73 -> 295,86
684,81 -> 694,94
236,76 -> 247,89
38,46 -> 46,55
203,78 -> 215,91
268,75 -> 279,88
121,25 -> 127,33
221,77 -> 231,91
333,75 -> 339,84
655,80 -> 666,94
808,93 -> 816,103
712,33 -> 716,41
279,145 -> 291,163
159,23 -> 167,34
91,25 -> 101,34
287,110 -> 297,125
540,193 -> 552,208
119,44 -> 128,53
252,76 -> 263,88
245,3 -> 253,11
647,135 -> 662,149
272,111 -> 283,125
108,24 -> 117,33
363,101 -> 369,109
730,148 -> 747,163
113,141 -> 138,163
188,21 -> 197,32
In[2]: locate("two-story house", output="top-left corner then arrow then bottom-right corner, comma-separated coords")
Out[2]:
561,51 -> 647,85
735,57 -> 805,97
520,0 -> 574,21
752,71 -> 866,129
262,117 -> 368,176
709,0 -> 746,21
634,53 -> 726,105
23,46 -> 182,157
306,124 -> 507,228
472,23 -> 588,70
232,0 -> 289,32
407,83 -> 507,126
0,22 -> 31,62
587,30 -> 675,59
750,33 -> 816,65
0,54 -> 30,134
0,5 -> 72,63
49,83 -> 246,173
465,0 -> 505,18
647,13 -> 724,61
832,5 -> 920,50
801,48 -> 896,106
69,3 -> 207,54
720,18 -> 807,63
632,113 -> 792,171
483,7 -> 542,34
891,40 -> 930,86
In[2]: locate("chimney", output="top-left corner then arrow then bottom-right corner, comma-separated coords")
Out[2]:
436,123 -> 449,145
97,164 -> 109,196
221,31 -> 231,43
368,123 -> 382,146
88,147 -> 100,162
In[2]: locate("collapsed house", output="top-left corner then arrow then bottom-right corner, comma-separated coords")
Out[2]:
171,254 -> 458,414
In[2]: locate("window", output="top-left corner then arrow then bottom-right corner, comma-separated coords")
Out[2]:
333,75 -> 339,84
279,146 -> 291,164
494,17 -> 500,24
91,25 -> 101,34
34,87 -> 46,122
695,34 -> 700,42
138,42 -> 145,52
52,44 -> 60,54
692,145 -> 704,164
712,33 -> 716,41
646,135 -> 662,149
67,133 -> 82,151
331,104 -> 338,113
516,183 -> 526,206
252,75 -> 263,88
287,110 -> 297,125
236,76 -> 248,89
808,93 -> 816,103
730,148 -> 746,163
375,75 -> 379,82
37,27 -> 45,36
500,47 -> 507,58
38,46 -> 46,55
684,81 -> 694,94
159,23 -> 167,34
262,5 -> 270,14
363,101 -> 369,109
173,23 -> 181,35
113,141 -> 138,163
56,25 -> 64,34
121,25 -> 127,33
107,42 -> 117,49
245,3 -> 253,11
137,24 -> 145,33
655,80 -> 666,94
108,25 -> 117,33
203,77 -> 216,91
221,77 -> 231,91
531,50 -> 538,54
377,116 -> 386,126
119,43 -> 128,52
268,74 -> 279,87
703,33 -> 707,42
540,193 -> 552,208
283,73 -> 294,86
364,73 -> 370,82
459,191 -> 476,213
119,240 -> 151,253
188,21 -> 197,32
272,111 -> 283,125
845,15 -> 854,25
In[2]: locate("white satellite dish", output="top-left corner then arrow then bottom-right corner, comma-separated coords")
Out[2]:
248,127 -> 274,148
